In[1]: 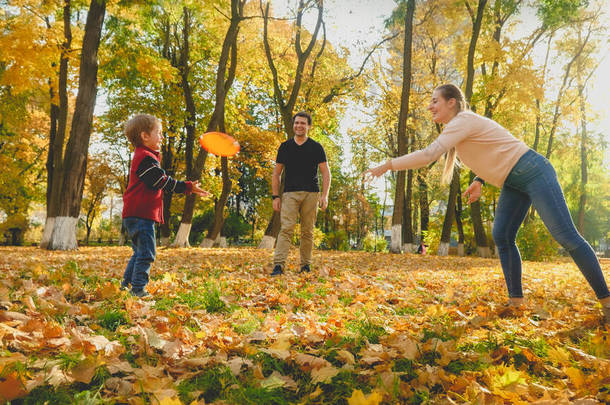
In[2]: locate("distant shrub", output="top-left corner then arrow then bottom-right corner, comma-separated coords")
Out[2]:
362,232 -> 387,252
325,230 -> 349,251
290,223 -> 324,248
516,217 -> 559,261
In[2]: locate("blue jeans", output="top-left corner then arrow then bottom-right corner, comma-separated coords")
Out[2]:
122,217 -> 156,292
493,149 -> 609,299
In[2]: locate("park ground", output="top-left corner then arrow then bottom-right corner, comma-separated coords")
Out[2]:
0,247 -> 608,404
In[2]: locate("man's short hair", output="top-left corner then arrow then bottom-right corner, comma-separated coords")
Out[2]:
125,114 -> 159,147
292,111 -> 312,126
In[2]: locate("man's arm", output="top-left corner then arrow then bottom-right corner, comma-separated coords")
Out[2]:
272,163 -> 284,211
318,161 -> 331,210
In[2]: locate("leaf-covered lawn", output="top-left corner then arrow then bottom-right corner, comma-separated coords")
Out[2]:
0,247 -> 608,404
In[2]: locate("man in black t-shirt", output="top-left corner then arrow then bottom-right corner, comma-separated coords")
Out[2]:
271,111 -> 331,276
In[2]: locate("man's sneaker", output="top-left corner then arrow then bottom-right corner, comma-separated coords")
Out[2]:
299,264 -> 311,273
270,265 -> 284,276
120,281 -> 130,291
130,289 -> 150,298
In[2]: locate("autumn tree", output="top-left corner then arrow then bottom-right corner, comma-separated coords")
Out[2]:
41,0 -> 107,250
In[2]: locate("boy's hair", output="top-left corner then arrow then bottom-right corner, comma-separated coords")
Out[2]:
125,114 -> 160,147
292,111 -> 312,126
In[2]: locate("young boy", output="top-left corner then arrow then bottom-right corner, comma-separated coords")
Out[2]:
121,114 -> 209,297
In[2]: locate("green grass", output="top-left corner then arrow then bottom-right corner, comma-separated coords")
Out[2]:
229,385 -> 290,405
348,319 -> 387,344
445,359 -> 487,374
97,309 -> 129,331
503,334 -> 550,358
233,318 -> 260,335
177,366 -> 236,404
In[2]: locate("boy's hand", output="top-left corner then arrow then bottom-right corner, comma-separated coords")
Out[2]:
192,181 -> 211,197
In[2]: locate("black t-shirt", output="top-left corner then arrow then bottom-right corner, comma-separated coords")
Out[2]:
276,138 -> 327,192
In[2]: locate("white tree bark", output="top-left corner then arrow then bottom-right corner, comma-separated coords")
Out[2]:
200,238 -> 214,248
390,224 -> 402,253
39,217 -> 55,249
48,216 -> 79,250
403,243 -> 415,253
258,235 -> 275,249
437,242 -> 449,256
218,237 -> 227,248
172,223 -> 192,247
477,246 -> 491,258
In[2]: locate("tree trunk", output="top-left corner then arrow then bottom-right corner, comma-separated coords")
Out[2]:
41,0 -> 71,249
455,185 -> 465,257
174,0 -> 244,247
390,0 -> 415,254
576,29 -> 588,234
257,0 -> 324,247
159,126 -> 175,246
464,0 -> 489,257
47,0 -> 106,250
201,157 -> 231,246
418,173 -> 429,247
402,168 -> 414,253
438,168 -> 459,256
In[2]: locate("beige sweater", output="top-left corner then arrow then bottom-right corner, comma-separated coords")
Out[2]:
390,110 -> 529,187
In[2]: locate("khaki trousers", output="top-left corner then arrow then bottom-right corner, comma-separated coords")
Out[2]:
273,191 -> 319,267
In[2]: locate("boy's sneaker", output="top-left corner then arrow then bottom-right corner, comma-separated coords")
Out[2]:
299,264 -> 311,273
120,281 -> 130,291
270,265 -> 284,276
130,289 -> 150,298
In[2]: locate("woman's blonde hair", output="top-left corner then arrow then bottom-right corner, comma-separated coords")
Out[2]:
436,84 -> 467,184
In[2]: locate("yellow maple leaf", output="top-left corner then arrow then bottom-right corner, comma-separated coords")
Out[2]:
158,396 -> 183,405
564,367 -> 585,389
347,389 -> 383,405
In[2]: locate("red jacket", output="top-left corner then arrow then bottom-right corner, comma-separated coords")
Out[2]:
122,146 -> 192,223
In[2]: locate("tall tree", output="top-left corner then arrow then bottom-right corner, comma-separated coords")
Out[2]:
256,0 -> 324,249
389,0 -> 415,254
40,0 -> 72,248
173,0 -> 245,247
45,0 -> 107,250
439,0 -> 487,256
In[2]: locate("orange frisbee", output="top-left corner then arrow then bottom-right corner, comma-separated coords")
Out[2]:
199,131 -> 240,157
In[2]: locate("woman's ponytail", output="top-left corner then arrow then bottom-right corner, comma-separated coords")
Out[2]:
436,84 -> 467,184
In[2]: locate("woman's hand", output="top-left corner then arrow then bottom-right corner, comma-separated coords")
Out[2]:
363,160 -> 392,182
463,181 -> 482,204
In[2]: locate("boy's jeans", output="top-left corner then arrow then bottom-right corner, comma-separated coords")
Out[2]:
493,149 -> 609,299
122,217 -> 156,292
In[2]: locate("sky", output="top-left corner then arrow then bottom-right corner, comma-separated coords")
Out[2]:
270,0 -> 610,178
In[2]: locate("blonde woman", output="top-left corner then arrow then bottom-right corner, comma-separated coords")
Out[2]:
364,84 -> 610,322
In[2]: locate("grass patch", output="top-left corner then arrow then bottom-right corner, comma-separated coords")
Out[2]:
97,309 -> 129,332
392,358 -> 418,381
317,370 -> 371,404
503,334 -> 549,358
395,306 -> 419,316
229,385 -> 290,405
348,319 -> 387,344
177,366 -> 235,404
458,333 -> 500,353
